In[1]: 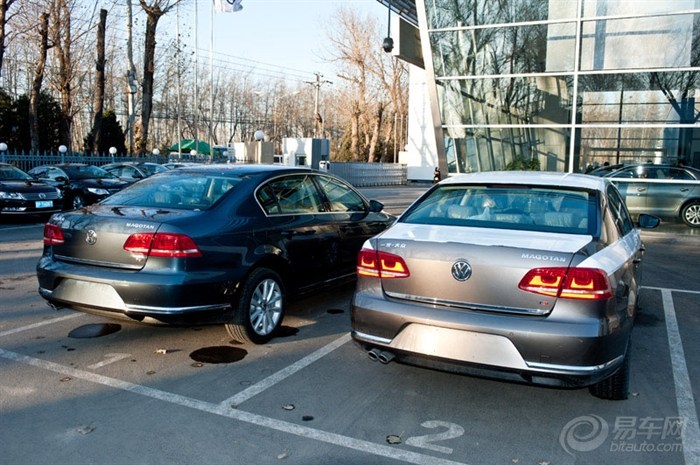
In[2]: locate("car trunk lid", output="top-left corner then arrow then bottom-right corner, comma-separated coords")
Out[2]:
373,223 -> 591,315
47,207 -> 197,270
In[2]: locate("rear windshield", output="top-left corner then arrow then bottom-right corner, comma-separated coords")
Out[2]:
62,165 -> 116,180
0,165 -> 32,181
401,185 -> 595,234
101,172 -> 242,210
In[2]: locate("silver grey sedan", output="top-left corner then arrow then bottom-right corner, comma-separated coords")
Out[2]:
603,163 -> 700,227
351,172 -> 660,400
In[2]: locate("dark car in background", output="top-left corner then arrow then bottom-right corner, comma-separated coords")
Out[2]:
28,164 -> 130,210
37,165 -> 395,344
102,161 -> 167,183
603,164 -> 700,227
0,163 -> 62,217
351,171 -> 660,400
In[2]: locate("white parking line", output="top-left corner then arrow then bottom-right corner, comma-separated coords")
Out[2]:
0,313 -> 82,338
2,287 -> 697,464
644,286 -> 700,295
661,289 -> 700,465
221,333 -> 351,407
0,224 -> 43,231
0,346 -> 466,465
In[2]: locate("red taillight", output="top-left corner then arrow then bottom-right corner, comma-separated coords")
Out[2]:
43,223 -> 64,245
357,249 -> 410,279
123,233 -> 202,258
519,267 -> 612,301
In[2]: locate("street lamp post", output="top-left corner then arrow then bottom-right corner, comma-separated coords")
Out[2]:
0,142 -> 7,163
153,148 -> 160,159
58,145 -> 67,164
109,146 -> 117,160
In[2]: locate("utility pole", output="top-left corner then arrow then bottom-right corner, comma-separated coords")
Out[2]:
305,72 -> 332,138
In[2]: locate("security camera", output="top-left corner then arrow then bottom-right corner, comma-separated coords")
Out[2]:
382,37 -> 394,53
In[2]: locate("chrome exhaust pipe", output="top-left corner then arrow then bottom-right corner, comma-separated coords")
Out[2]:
367,348 -> 381,362
377,350 -> 395,364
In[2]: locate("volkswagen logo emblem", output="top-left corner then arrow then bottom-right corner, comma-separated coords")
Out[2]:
38,193 -> 46,199
85,229 -> 98,245
451,259 -> 472,281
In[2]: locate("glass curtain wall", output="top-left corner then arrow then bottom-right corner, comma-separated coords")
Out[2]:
421,0 -> 700,173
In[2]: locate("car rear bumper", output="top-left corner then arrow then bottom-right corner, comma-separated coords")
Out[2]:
37,257 -> 241,324
351,288 -> 630,388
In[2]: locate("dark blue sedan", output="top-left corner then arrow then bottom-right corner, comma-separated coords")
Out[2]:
37,164 -> 395,343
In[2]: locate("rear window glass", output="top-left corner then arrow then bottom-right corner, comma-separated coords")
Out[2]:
62,165 -> 115,180
401,185 -> 595,234
102,173 -> 242,210
0,165 -> 32,180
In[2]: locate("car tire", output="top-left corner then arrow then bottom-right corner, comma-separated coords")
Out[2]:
589,346 -> 630,401
72,194 -> 86,210
681,201 -> 700,227
225,268 -> 285,344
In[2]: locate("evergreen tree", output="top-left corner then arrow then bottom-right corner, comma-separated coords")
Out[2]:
84,110 -> 127,155
12,92 -> 61,153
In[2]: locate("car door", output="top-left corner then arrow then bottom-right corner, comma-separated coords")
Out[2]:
643,167 -> 696,217
608,166 -> 650,217
257,174 -> 339,292
314,174 -> 390,277
604,184 -> 642,316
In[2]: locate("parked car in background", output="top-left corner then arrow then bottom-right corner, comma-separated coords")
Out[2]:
351,171 -> 660,400
0,163 -> 62,217
587,163 -> 625,176
28,164 -> 129,210
603,163 -> 700,227
102,161 -> 167,183
37,165 -> 395,344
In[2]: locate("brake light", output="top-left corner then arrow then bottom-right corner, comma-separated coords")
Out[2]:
43,223 -> 64,245
123,233 -> 202,258
519,267 -> 612,300
357,249 -> 410,279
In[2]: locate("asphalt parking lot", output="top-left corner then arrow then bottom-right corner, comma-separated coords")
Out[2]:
1,186 -> 699,465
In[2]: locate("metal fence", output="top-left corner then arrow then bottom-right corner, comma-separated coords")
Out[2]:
328,162 -> 407,187
1,152 -> 165,172
1,151 -> 408,187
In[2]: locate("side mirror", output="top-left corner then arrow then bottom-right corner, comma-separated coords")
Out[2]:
55,176 -> 68,183
369,199 -> 384,213
637,213 -> 661,229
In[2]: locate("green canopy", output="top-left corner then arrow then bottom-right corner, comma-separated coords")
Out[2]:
169,139 -> 211,154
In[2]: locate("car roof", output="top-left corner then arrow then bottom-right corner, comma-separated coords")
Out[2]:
440,171 -> 609,191
171,164 -> 314,175
34,163 -> 90,168
609,163 -> 699,170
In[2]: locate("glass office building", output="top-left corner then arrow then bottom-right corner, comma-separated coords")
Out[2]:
380,0 -> 700,173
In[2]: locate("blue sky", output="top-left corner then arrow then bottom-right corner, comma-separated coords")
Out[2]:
185,0 -> 388,85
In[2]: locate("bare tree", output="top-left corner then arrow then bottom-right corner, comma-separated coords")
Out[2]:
137,0 -> 182,154
29,12 -> 50,153
0,0 -> 17,83
324,6 -> 408,162
47,0 -> 95,151
90,8 -> 107,153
